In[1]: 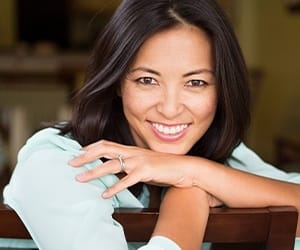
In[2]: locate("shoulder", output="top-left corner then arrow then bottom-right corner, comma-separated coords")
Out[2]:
227,142 -> 300,183
5,127 -> 144,209
19,128 -> 81,150
3,128 -> 129,250
6,127 -> 95,204
5,127 -> 107,208
17,127 -> 82,161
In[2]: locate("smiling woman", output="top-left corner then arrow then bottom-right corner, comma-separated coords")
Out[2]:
2,0 -> 300,250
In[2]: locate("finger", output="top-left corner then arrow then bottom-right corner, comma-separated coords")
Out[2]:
70,141 -> 132,167
69,147 -> 117,167
82,139 -> 120,151
83,140 -> 139,159
75,158 -> 122,182
102,173 -> 141,198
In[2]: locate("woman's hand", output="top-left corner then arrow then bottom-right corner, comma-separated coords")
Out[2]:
69,140 -> 198,198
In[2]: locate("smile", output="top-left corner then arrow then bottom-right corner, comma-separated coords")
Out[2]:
151,122 -> 189,135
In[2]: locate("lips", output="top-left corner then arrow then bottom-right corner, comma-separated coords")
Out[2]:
151,122 -> 188,135
150,122 -> 189,142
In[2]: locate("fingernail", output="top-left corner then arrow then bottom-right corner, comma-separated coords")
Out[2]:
75,173 -> 86,182
69,159 -> 82,167
68,159 -> 75,165
102,191 -> 109,199
69,152 -> 85,166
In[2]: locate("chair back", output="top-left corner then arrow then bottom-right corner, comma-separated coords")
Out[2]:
0,204 -> 298,250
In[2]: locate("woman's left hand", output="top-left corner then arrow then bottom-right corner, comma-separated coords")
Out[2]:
69,140 -> 197,198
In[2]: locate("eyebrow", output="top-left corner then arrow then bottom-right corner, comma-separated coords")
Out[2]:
183,69 -> 214,77
128,67 -> 214,77
128,67 -> 161,76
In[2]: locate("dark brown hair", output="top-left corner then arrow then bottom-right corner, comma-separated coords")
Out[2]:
61,0 -> 250,163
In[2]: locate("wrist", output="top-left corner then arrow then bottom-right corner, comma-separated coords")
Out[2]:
186,156 -> 208,189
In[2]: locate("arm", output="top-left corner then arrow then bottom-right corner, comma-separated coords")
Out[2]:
5,148 -> 129,250
188,157 -> 300,236
152,187 -> 209,250
70,140 -> 300,236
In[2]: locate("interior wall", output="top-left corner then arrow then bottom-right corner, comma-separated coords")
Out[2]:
235,0 -> 300,163
0,0 -> 16,49
0,84 -> 69,167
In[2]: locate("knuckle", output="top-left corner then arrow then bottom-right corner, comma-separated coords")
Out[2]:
80,153 -> 90,161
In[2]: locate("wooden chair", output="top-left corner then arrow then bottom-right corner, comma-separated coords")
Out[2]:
0,204 -> 298,250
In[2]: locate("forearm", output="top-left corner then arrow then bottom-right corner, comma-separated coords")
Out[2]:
188,157 -> 300,236
152,187 -> 209,250
191,158 -> 299,207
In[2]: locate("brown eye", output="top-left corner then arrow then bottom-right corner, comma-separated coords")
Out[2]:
186,79 -> 207,87
137,77 -> 157,85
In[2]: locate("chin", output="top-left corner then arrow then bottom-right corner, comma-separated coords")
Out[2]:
150,144 -> 190,155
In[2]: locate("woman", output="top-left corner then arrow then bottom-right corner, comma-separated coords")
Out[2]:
3,0 -> 300,249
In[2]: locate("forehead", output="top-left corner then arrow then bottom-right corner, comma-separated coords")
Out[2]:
129,24 -> 213,70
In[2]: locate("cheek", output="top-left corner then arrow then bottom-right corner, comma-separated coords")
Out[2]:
121,88 -> 150,118
206,96 -> 218,117
191,92 -> 218,121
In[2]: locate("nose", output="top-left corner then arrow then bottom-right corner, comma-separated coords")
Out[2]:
156,87 -> 184,119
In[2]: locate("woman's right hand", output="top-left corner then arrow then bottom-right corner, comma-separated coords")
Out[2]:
69,139 -> 201,198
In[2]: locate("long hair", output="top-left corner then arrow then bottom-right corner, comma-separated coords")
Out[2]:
61,0 -> 250,163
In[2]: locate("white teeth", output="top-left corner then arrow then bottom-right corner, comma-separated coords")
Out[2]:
152,123 -> 188,135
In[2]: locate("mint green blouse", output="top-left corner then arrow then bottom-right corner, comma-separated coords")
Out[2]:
1,128 -> 299,250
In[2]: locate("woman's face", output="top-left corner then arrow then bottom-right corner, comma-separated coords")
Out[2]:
120,25 -> 217,154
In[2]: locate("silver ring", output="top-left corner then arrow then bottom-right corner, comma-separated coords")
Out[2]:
117,154 -> 126,173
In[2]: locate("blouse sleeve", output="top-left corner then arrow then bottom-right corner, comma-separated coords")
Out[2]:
4,147 -> 129,250
137,236 -> 181,250
227,142 -> 300,184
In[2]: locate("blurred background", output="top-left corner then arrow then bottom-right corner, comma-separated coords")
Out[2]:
0,0 -> 299,191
